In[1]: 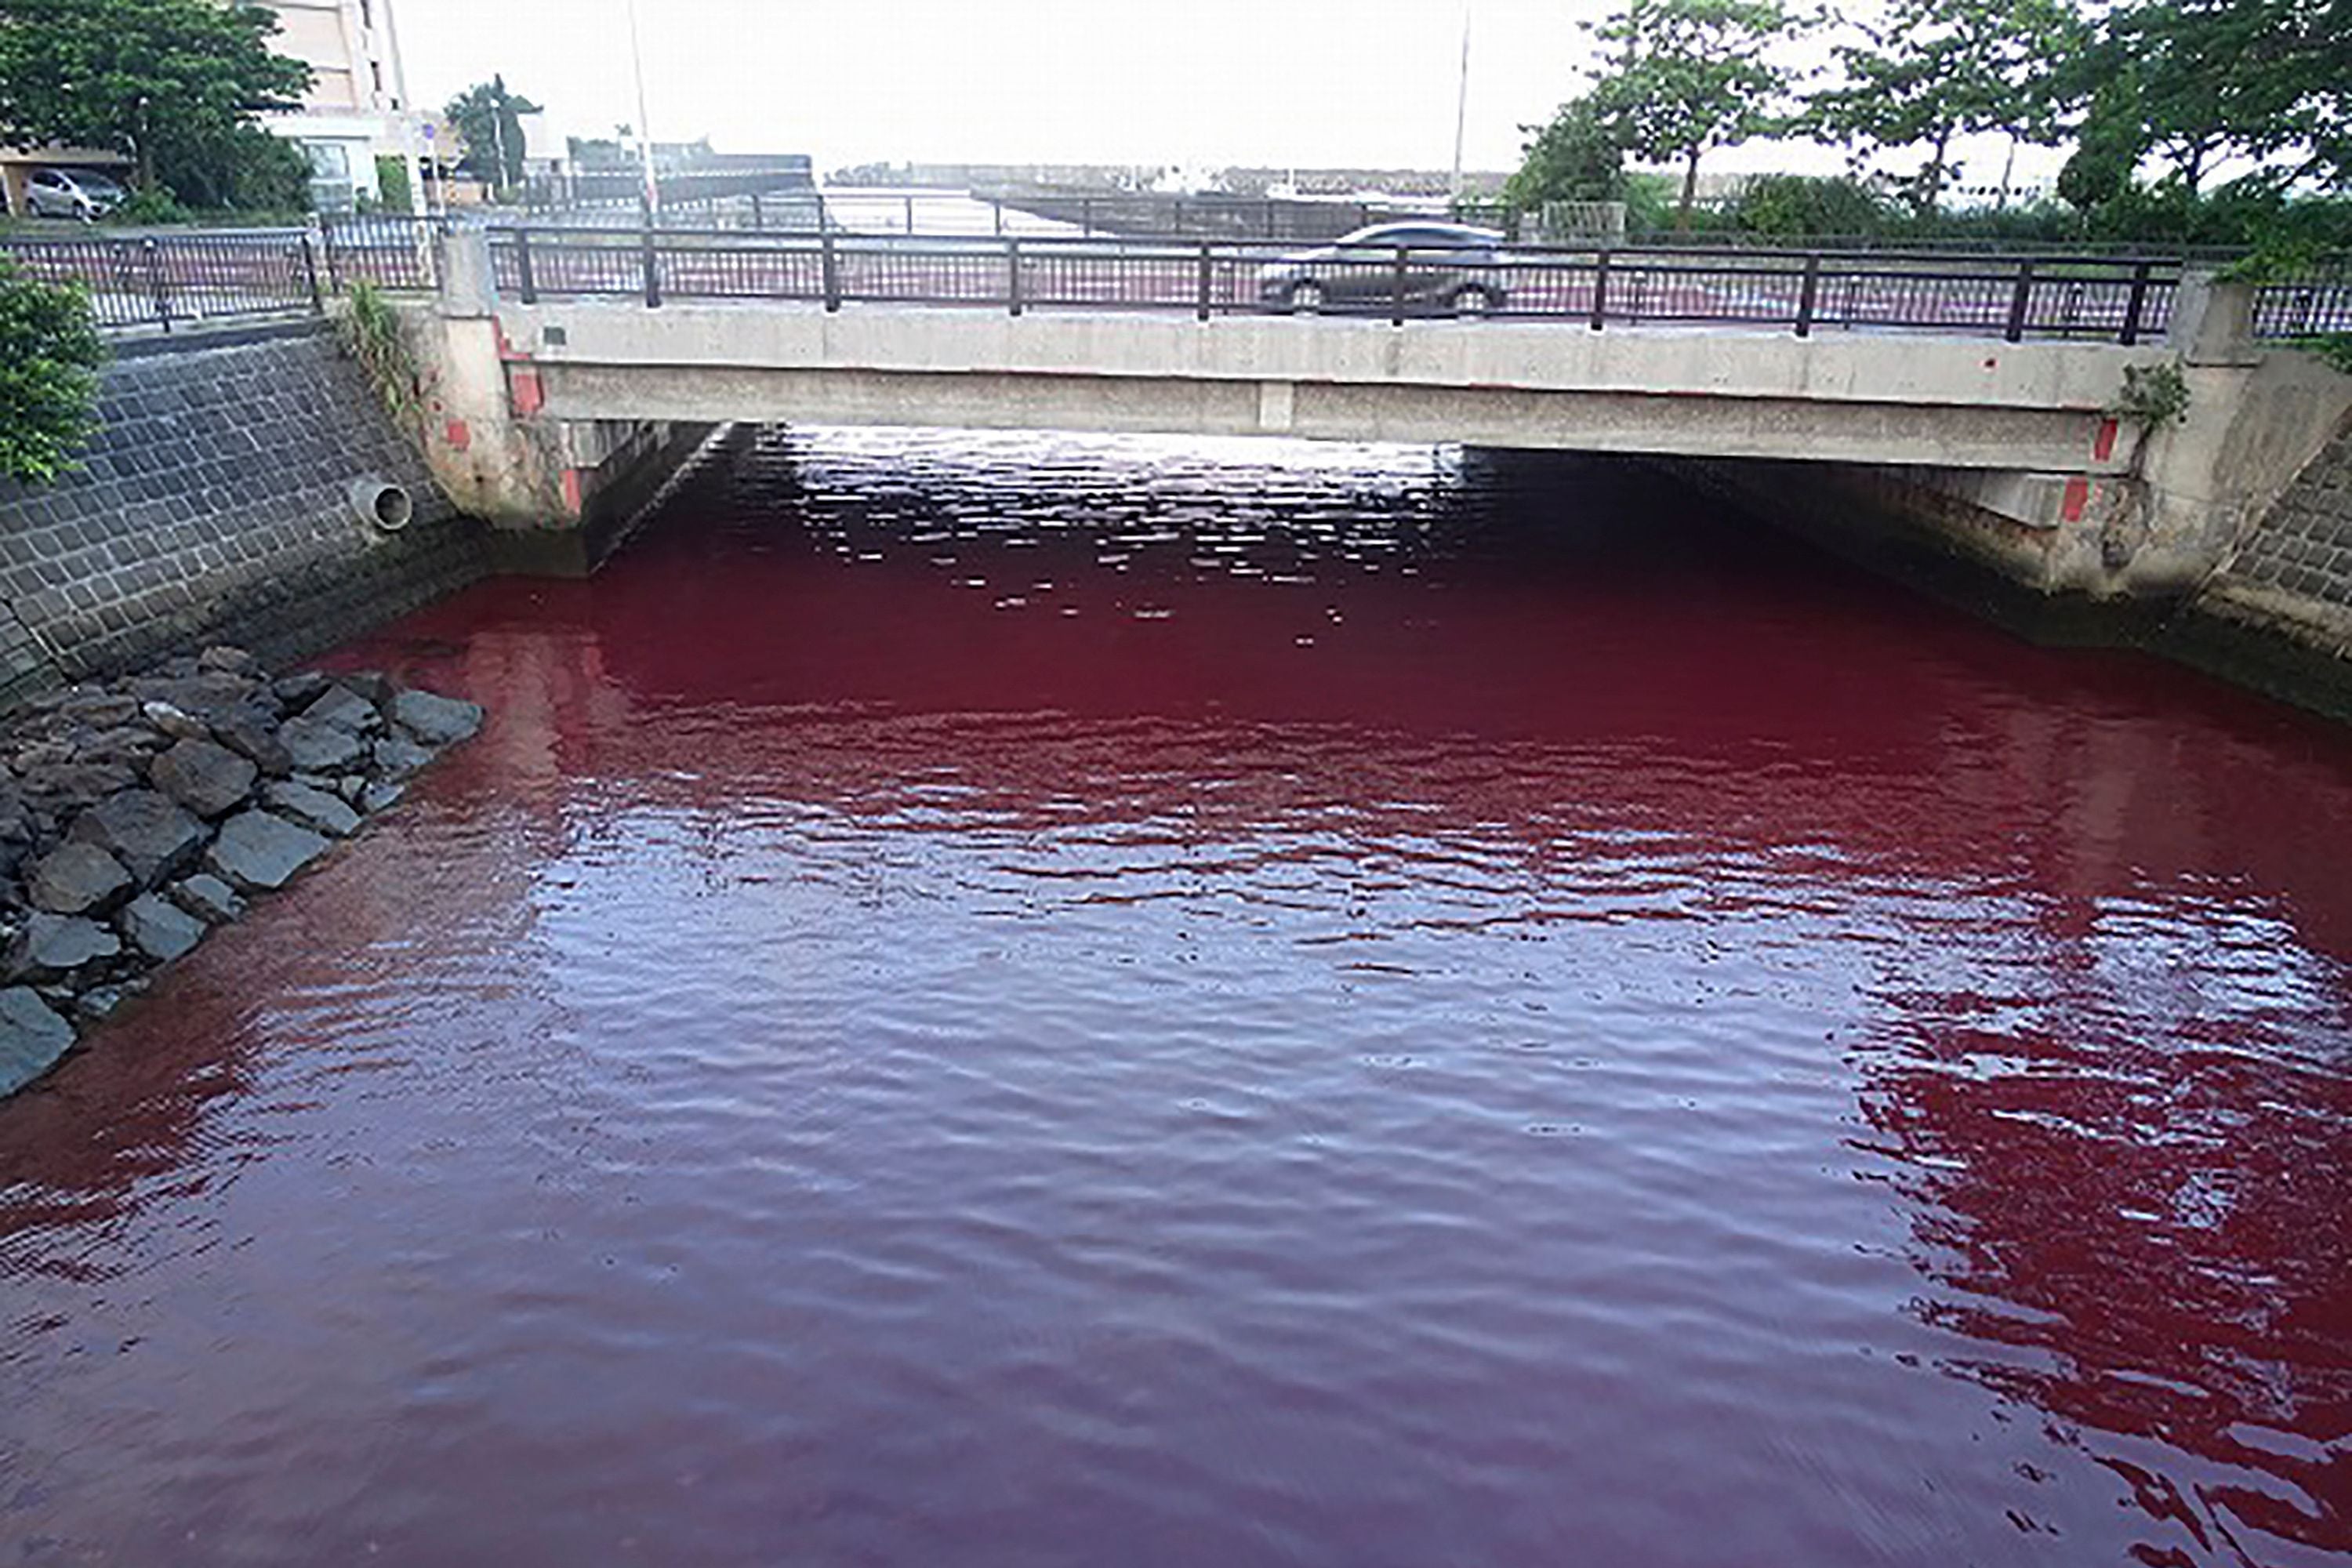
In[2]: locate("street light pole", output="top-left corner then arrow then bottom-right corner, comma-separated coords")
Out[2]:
624,0 -> 659,220
1449,5 -> 1472,202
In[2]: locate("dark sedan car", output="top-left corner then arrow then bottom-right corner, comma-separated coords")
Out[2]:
1257,222 -> 1508,316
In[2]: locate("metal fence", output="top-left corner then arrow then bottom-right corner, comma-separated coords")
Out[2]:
9,217 -> 2345,349
0,217 -> 447,332
486,228 -> 2198,345
2253,271 -> 2352,339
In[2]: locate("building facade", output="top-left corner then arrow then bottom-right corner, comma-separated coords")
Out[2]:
256,0 -> 420,212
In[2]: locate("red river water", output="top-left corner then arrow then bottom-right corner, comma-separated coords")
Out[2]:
3,430 -> 2350,1566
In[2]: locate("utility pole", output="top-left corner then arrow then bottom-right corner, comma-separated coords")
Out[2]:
1449,5 -> 1472,201
625,0 -> 660,219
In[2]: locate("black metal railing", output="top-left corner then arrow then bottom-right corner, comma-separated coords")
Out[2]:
0,216 -> 448,332
8,218 -> 2338,350
2253,270 -> 2352,339
485,227 -> 2200,344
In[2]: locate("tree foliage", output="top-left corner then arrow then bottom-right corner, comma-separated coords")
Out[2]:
0,260 -> 105,486
2089,0 -> 2346,192
1805,0 -> 2085,215
1583,0 -> 1798,227
0,0 -> 310,197
1503,95 -> 1627,212
446,76 -> 542,189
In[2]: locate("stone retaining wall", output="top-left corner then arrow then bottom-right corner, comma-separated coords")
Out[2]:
0,322 -> 492,708
2210,415 -> 2352,645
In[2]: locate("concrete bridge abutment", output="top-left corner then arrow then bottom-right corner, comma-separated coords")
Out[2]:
403,230 -> 716,575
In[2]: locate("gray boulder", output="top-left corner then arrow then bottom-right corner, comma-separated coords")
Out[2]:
18,757 -> 141,816
72,987 -> 127,1027
196,645 -> 257,677
214,715 -> 294,778
169,874 -> 245,925
205,811 -> 329,893
372,733 -> 434,779
27,842 -> 134,916
7,913 -> 122,980
119,892 -> 206,963
359,781 -> 406,815
389,688 -> 485,746
132,673 -> 273,728
151,738 -> 258,818
263,779 -> 361,838
278,717 -> 367,774
140,700 -> 212,742
303,684 -> 384,735
338,671 -> 395,706
0,988 -> 75,1096
69,789 -> 205,887
273,671 -> 332,709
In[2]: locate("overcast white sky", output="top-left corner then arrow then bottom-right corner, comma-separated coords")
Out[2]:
390,0 -> 2061,188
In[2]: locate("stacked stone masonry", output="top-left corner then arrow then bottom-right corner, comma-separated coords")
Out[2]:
2225,417 -> 2352,620
0,323 -> 492,707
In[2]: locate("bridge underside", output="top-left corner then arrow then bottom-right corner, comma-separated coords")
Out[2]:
502,303 -> 2143,476
530,361 -> 2116,473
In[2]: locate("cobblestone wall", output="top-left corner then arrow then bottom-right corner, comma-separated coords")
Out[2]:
0,323 -> 491,706
2226,416 -> 2352,618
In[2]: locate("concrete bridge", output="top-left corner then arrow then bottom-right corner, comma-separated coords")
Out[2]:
404,227 -> 2352,597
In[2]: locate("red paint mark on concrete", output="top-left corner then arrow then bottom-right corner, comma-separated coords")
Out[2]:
2062,476 -> 2090,522
444,419 -> 472,452
510,367 -> 546,419
493,321 -> 524,362
2093,418 -> 2118,462
561,468 -> 586,515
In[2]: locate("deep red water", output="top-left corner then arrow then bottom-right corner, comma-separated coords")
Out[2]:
5,430 -> 2352,1566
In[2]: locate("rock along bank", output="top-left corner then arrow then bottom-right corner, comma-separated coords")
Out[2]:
0,644 -> 484,1098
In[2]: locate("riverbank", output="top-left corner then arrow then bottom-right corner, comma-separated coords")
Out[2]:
0,644 -> 482,1098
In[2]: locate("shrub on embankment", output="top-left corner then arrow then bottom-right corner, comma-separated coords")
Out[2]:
0,644 -> 485,1098
0,258 -> 104,485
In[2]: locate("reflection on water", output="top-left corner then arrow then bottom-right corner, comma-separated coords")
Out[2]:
3,429 -> 2350,1566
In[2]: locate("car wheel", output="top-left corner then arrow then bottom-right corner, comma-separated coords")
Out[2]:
1451,285 -> 1497,318
1288,281 -> 1327,315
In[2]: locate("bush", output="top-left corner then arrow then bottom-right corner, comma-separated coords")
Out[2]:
111,187 -> 193,227
1504,97 -> 1627,214
1732,175 -> 1893,238
374,154 -> 415,215
151,125 -> 311,220
0,259 -> 106,484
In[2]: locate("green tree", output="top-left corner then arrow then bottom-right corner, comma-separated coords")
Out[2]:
2088,0 -> 2349,193
447,76 -> 542,190
1584,0 -> 1799,229
1504,94 -> 1628,215
0,260 -> 105,485
0,0 -> 310,197
1805,0 -> 2085,216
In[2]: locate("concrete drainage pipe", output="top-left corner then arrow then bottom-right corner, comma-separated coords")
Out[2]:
350,477 -> 415,532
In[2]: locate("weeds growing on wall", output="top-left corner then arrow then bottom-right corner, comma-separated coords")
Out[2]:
0,259 -> 107,485
2110,361 -> 2193,429
339,281 -> 423,431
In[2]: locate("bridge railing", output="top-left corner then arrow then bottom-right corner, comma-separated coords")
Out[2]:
0,227 -> 325,332
0,216 -> 448,332
485,227 -> 2198,345
2252,267 -> 2352,339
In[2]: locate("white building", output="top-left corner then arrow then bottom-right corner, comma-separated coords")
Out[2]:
256,0 -> 421,212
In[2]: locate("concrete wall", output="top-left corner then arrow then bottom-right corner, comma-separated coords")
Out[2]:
0,322 -> 491,706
